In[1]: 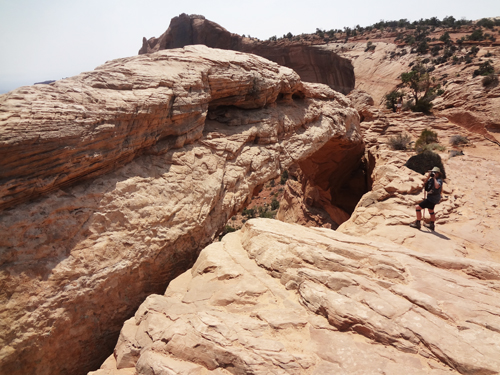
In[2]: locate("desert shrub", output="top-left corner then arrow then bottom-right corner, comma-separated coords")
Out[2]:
271,198 -> 280,210
477,18 -> 495,29
467,29 -> 485,41
242,207 -> 256,218
416,40 -> 429,54
431,45 -> 441,56
473,60 -> 495,77
225,225 -> 236,233
419,143 -> 446,152
219,224 -> 237,240
280,170 -> 289,185
449,135 -> 469,146
388,133 -> 412,150
482,74 -> 498,87
385,90 -> 403,111
259,210 -> 276,219
411,98 -> 433,114
405,150 -> 446,178
414,128 -> 438,152
365,41 -> 376,52
439,32 -> 451,45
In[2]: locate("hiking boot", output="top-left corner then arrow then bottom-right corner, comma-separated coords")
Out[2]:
409,221 -> 421,229
424,222 -> 435,231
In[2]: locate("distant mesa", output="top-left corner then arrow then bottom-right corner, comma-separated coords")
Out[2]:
34,80 -> 56,85
139,13 -> 355,94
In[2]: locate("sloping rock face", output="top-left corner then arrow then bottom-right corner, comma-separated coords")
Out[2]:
139,14 -> 355,94
92,219 -> 500,375
0,46 -> 361,375
330,41 -> 500,143
341,101 -> 500,264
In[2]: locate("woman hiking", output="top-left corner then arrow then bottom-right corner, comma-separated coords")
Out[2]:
410,167 -> 443,231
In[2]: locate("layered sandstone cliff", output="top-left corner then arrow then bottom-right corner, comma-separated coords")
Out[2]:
0,46 -> 361,375
92,219 -> 500,375
139,14 -> 355,94
91,89 -> 500,375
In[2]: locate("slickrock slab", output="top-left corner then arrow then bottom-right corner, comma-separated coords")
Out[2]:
0,46 -> 361,375
340,108 -> 500,263
93,219 -> 500,375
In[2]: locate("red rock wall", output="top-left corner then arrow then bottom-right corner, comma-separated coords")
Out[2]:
139,14 -> 355,94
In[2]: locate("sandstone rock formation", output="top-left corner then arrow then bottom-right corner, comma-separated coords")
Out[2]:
139,14 -> 355,94
340,95 -> 500,265
328,42 -> 414,105
0,46 -> 361,375
92,219 -> 500,375
329,42 -> 500,144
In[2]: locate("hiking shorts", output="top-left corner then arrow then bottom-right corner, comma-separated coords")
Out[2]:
418,199 -> 436,210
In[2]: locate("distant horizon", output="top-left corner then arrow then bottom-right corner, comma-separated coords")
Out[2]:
1,0 -> 499,94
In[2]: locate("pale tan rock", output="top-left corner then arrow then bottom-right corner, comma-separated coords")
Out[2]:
0,46 -> 361,375
340,111 -> 500,264
100,219 -> 500,374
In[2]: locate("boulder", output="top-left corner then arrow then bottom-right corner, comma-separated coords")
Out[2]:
139,14 -> 355,94
0,46 -> 361,375
94,219 -> 500,375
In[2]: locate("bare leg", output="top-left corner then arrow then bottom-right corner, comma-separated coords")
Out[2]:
416,205 -> 422,221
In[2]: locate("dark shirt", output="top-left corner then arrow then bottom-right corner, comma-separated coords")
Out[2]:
427,177 -> 443,204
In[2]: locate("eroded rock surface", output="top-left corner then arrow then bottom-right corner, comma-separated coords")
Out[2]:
339,106 -> 500,264
93,219 -> 500,375
0,46 -> 361,375
139,14 -> 355,94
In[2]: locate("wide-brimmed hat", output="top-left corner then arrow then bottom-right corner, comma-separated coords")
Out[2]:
431,167 -> 441,173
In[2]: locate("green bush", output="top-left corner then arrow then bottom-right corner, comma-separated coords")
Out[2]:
225,225 -> 236,233
365,41 -> 376,52
259,210 -> 276,219
415,128 -> 438,152
385,90 -> 403,111
242,208 -> 256,218
271,198 -> 280,210
477,18 -> 495,29
280,170 -> 289,185
473,60 -> 495,77
467,29 -> 485,41
411,98 -> 433,114
482,74 -> 498,87
219,224 -> 237,240
439,32 -> 451,45
388,133 -> 412,150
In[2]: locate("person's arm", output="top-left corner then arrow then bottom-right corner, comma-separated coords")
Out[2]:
423,172 -> 431,187
434,176 -> 442,189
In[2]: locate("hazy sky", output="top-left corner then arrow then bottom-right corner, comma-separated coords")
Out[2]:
1,0 -> 499,93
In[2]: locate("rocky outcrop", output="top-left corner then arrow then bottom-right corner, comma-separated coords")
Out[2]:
328,42 -> 414,105
139,14 -> 355,94
0,46 -> 361,375
341,108 -> 500,264
92,219 -> 500,375
330,40 -> 500,144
